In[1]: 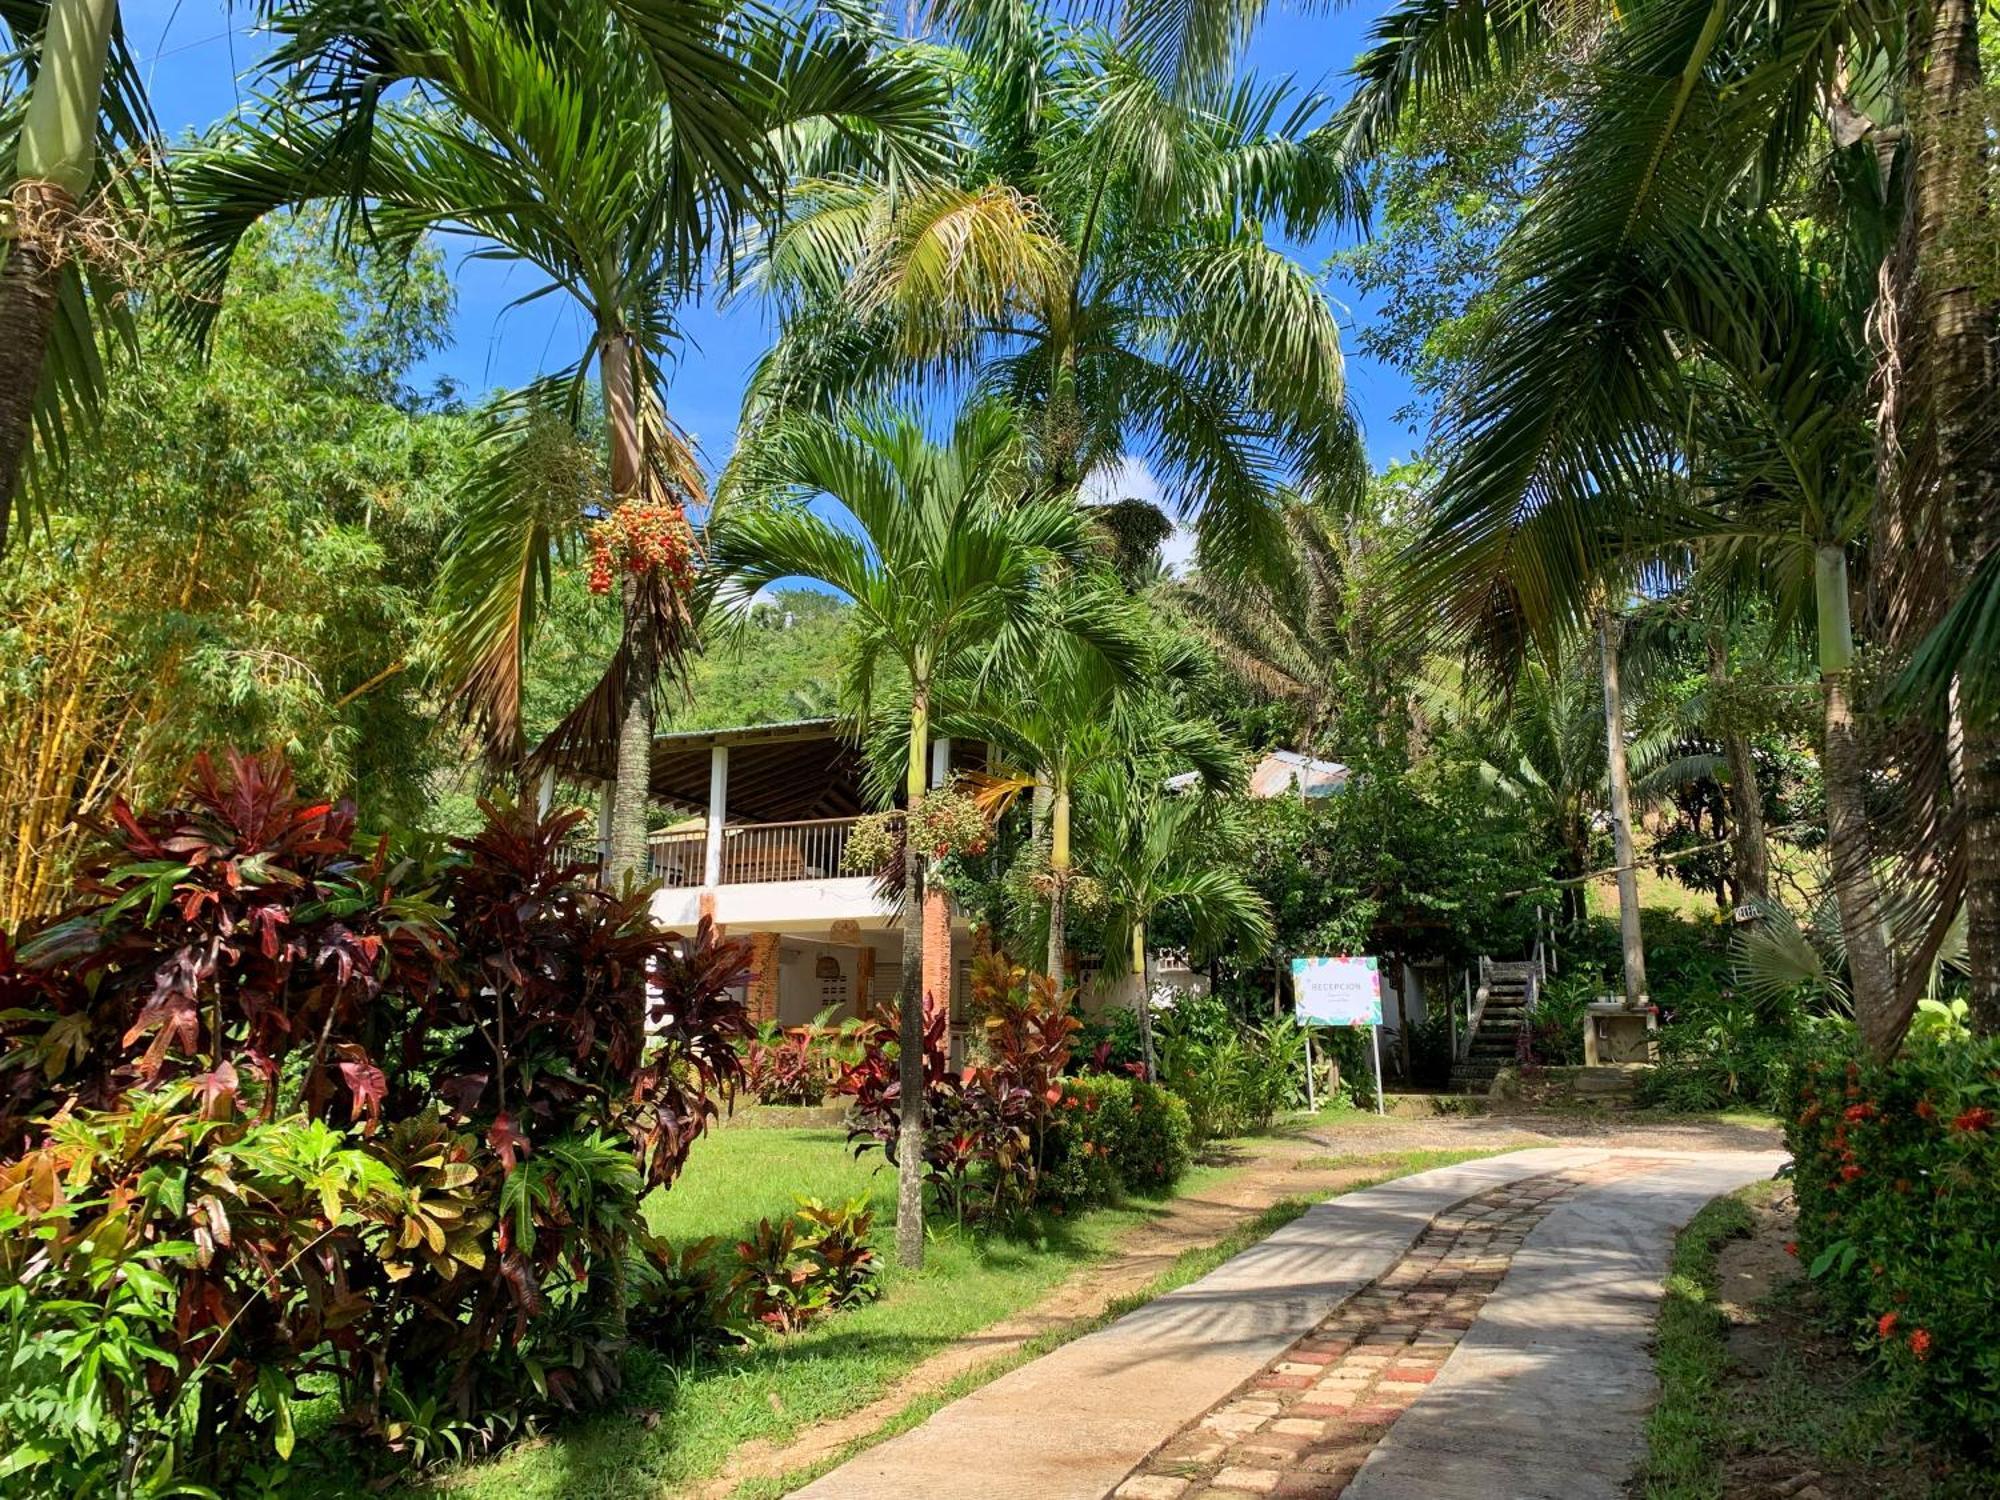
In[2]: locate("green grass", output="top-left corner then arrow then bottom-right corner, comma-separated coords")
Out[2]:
1637,1184 -> 1757,1497
439,1128 -> 1224,1499
434,1132 -> 1499,1500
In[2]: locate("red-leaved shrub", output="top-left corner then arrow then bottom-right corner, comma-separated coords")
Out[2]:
0,752 -> 749,1492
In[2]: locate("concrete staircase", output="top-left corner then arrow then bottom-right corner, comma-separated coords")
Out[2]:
1450,958 -> 1541,1093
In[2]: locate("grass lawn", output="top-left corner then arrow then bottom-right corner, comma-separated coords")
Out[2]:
434,1127 -> 1494,1500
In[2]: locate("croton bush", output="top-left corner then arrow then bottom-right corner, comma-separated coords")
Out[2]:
1784,1032 -> 2000,1453
832,950 -> 1189,1221
0,752 -> 749,1494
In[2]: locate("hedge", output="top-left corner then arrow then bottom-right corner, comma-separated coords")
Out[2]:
1040,1075 -> 1193,1208
1784,1034 -> 2000,1453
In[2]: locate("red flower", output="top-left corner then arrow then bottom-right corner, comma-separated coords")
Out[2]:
1909,1329 -> 1932,1360
1844,1103 -> 1874,1123
1916,1099 -> 1938,1120
1950,1106 -> 1993,1133
1878,1311 -> 1900,1339
1839,1164 -> 1865,1182
1784,1241 -> 1799,1257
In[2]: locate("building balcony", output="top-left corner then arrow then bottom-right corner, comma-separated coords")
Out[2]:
646,813 -> 899,889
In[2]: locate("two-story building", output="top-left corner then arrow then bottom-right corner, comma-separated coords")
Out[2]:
539,717 -> 980,1030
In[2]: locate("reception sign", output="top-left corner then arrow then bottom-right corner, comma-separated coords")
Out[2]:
1291,955 -> 1383,1026
1290,955 -> 1385,1114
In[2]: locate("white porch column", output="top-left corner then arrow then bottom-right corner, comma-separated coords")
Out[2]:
703,745 -> 729,887
929,735 -> 951,790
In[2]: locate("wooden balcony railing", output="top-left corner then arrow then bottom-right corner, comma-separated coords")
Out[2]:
647,813 -> 900,889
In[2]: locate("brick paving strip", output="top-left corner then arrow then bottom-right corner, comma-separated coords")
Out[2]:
1113,1159 -> 1654,1500
789,1148 -> 1783,1500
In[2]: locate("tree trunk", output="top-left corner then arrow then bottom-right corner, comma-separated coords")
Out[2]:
1044,782 -> 1070,981
1394,955 -> 1413,1080
1,0 -> 118,544
894,690 -> 930,1268
0,187 -> 68,547
1131,919 -> 1156,1083
1817,547 -> 1903,1056
1967,717 -> 2000,1034
600,329 -> 652,884
1709,631 -> 1769,906
1596,605 -> 1648,1009
1907,0 -> 2000,1032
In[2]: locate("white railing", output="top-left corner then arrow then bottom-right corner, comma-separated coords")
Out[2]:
647,814 -> 901,889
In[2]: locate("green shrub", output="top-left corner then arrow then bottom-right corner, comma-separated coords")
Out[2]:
1784,1033 -> 2000,1454
1641,990 -> 1819,1112
1524,969 -> 1598,1067
1406,1008 -> 1458,1085
1118,1078 -> 1194,1190
1039,1075 -> 1192,1207
1155,1001 -> 1307,1142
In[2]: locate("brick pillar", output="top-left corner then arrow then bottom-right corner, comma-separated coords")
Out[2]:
747,931 -> 781,1025
854,943 -> 875,1018
922,888 -> 951,1014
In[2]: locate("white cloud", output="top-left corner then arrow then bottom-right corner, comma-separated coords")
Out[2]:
1080,455 -> 1162,506
1080,456 -> 1196,578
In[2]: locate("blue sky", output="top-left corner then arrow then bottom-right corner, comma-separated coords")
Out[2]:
125,0 -> 1423,492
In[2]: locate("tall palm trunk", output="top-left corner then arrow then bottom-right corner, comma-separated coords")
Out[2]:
1044,781 -> 1070,980
599,329 -> 653,885
0,0 -> 118,543
1906,0 -> 2000,1032
1130,919 -> 1156,1082
1596,605 -> 1648,1008
894,688 -> 929,1268
1708,628 -> 1769,904
1817,547 -> 1902,1055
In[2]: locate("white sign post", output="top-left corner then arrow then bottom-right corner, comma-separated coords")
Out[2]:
1291,955 -> 1386,1115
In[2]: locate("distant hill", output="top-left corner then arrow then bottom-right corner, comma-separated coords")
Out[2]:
677,588 -> 854,730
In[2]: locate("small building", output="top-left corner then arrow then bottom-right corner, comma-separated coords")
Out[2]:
538,717 -> 982,1037
1165,748 -> 1349,800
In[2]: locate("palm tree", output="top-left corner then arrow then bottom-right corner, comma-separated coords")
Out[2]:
1445,644 -> 1611,928
1340,0 -> 1999,1036
1078,767 -> 1272,1079
745,13 -> 1365,574
0,0 -> 156,546
173,0 -> 939,881
945,607 -> 1231,978
709,398 -> 1127,1267
1168,495 -> 1353,748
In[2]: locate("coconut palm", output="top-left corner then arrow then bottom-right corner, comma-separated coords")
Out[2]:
173,0 -> 940,881
0,0 -> 157,546
1340,0 -> 2000,1033
709,398 -> 1131,1266
1077,766 -> 1271,1079
745,11 -> 1365,574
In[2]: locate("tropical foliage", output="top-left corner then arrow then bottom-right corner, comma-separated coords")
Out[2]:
746,2 -> 1366,570
0,752 -> 750,1492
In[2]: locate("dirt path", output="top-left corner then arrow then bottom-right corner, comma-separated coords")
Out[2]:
687,1110 -> 1783,1499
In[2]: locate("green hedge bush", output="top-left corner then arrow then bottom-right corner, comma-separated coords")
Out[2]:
1784,1034 -> 2000,1453
1040,1076 -> 1192,1207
